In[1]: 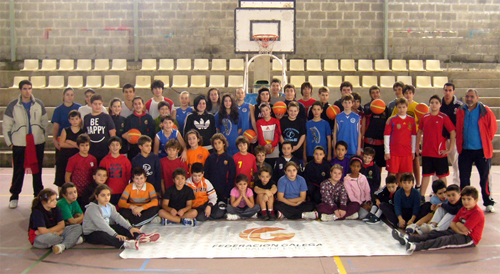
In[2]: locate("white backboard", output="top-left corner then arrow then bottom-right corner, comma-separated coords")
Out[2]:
235,8 -> 295,53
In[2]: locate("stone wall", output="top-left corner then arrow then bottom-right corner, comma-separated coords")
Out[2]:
0,0 -> 498,62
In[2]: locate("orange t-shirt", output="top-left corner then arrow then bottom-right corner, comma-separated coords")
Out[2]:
186,146 -> 210,177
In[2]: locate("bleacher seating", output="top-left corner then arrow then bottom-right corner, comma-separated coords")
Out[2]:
340,59 -> 356,71
135,75 -> 151,88
306,59 -> 322,71
426,60 -> 443,71
374,59 -> 391,71
433,76 -> 448,88
290,59 -> 305,71
416,76 -> 432,88
194,59 -> 209,71
58,59 -> 74,71
176,59 -> 191,70
76,59 -> 92,71
67,76 -> 84,88
380,76 -> 396,88
227,75 -> 243,87
30,76 -> 46,88
102,75 -> 120,88
47,76 -> 65,89
272,59 -> 284,71
158,59 -> 174,70
397,75 -> 412,85
110,59 -> 127,71
40,59 -> 57,71
85,76 -> 102,88
190,75 -> 207,88
211,59 -> 227,71
229,59 -> 244,71
358,59 -> 374,71
392,60 -> 407,71
94,59 -> 110,71
22,59 -> 39,71
141,59 -> 157,71
324,59 -> 339,71
362,76 -> 378,88
209,75 -> 225,88
409,60 -> 425,71
327,76 -> 342,88
172,75 -> 189,88
308,75 -> 324,87
12,76 -> 29,88
290,76 -> 306,88
344,76 -> 361,88
153,75 -> 170,87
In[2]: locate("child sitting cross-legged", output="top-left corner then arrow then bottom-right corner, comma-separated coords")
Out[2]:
118,167 -> 161,226
343,156 -> 372,220
186,162 -> 225,221
57,182 -> 84,225
159,168 -> 198,226
363,175 -> 399,224
275,162 -> 317,220
227,174 -> 261,220
406,179 -> 448,234
83,184 -> 160,250
254,167 -> 277,220
29,189 -> 83,254
317,164 -> 349,222
393,186 -> 484,254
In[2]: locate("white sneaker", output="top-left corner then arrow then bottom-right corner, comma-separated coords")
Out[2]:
9,200 -> 18,209
406,223 -> 418,234
302,211 -> 318,220
150,216 -> 162,224
406,242 -> 416,255
277,211 -> 285,219
52,244 -> 65,254
226,213 -> 240,220
250,213 -> 258,219
123,240 -> 139,250
321,214 -> 337,222
75,236 -> 84,245
345,212 -> 359,220
485,205 -> 496,213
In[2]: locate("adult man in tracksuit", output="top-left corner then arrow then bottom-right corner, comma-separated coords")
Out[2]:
456,88 -> 497,212
3,80 -> 48,209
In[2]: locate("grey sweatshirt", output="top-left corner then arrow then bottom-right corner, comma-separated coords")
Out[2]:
82,202 -> 132,236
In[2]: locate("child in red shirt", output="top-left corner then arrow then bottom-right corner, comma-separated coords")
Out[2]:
384,98 -> 416,183
394,186 -> 485,254
99,136 -> 132,205
233,136 -> 258,188
160,139 -> 188,194
65,134 -> 97,206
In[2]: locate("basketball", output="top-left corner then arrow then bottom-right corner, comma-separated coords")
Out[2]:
243,129 -> 257,141
272,101 -> 287,115
326,105 -> 341,120
127,129 -> 142,144
370,99 -> 386,115
265,140 -> 275,154
415,103 -> 429,118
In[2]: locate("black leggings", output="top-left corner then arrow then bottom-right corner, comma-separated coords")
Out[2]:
85,225 -> 140,248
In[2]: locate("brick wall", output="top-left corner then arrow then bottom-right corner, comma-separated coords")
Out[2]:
0,0 -> 498,62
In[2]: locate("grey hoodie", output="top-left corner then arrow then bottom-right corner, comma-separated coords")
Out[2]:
82,202 -> 132,236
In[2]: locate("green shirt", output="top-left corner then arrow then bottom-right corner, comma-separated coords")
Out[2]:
57,198 -> 83,221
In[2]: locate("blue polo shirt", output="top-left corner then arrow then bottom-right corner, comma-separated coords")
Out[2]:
463,106 -> 482,150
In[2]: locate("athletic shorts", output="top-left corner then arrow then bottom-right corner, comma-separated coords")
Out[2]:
422,156 -> 449,177
386,155 -> 413,174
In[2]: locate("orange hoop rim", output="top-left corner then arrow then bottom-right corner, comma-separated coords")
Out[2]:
252,34 -> 279,42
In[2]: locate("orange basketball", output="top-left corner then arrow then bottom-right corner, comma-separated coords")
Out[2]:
370,99 -> 386,115
173,123 -> 178,130
272,101 -> 287,115
265,140 -> 275,154
127,129 -> 142,144
415,103 -> 429,118
326,105 -> 341,120
243,129 -> 257,141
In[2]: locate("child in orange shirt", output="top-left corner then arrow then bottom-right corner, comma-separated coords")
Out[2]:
185,129 -> 210,177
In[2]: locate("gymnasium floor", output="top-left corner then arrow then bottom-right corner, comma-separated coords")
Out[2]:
0,167 -> 499,274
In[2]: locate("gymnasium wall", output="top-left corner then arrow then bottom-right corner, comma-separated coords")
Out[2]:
0,0 -> 499,62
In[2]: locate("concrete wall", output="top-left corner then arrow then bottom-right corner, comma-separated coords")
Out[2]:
0,0 -> 499,62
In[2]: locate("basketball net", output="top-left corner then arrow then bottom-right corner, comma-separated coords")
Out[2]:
253,34 -> 279,55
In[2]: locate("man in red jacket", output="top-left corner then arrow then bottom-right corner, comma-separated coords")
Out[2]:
456,89 -> 497,213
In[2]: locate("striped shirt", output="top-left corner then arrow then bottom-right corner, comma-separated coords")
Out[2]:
118,182 -> 158,210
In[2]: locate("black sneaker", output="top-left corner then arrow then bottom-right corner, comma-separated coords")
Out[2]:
366,215 -> 381,225
392,229 -> 408,246
362,213 -> 374,222
260,211 -> 270,221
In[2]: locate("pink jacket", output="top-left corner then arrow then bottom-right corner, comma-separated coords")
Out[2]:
343,174 -> 371,204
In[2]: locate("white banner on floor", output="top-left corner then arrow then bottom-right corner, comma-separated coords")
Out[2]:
120,220 -> 408,259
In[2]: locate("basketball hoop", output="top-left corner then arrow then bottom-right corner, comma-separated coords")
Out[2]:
252,34 -> 279,54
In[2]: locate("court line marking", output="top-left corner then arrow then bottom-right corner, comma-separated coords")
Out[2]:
21,250 -> 51,274
334,256 -> 347,274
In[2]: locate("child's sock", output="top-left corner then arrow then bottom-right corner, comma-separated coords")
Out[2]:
370,205 -> 378,214
375,208 -> 383,218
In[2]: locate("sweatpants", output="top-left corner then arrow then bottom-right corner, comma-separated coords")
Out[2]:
275,201 -> 315,220
459,149 -> 495,206
379,202 -> 428,228
10,144 -> 45,201
119,206 -> 159,226
32,224 -> 82,249
227,204 -> 261,219
430,207 -> 456,231
194,202 -> 225,221
306,183 -> 322,205
409,228 -> 475,251
316,202 -> 359,220
85,224 -> 140,249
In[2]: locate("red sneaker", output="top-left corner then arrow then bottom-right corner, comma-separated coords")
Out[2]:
138,233 -> 161,243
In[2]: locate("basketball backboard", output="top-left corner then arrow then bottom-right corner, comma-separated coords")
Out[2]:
235,1 -> 295,54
